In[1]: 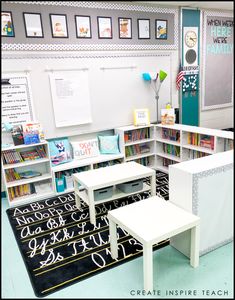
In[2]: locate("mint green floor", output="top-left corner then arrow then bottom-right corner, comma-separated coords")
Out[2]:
1,197 -> 233,299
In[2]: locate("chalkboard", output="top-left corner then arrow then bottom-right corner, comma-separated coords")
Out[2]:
202,12 -> 233,110
2,52 -> 171,139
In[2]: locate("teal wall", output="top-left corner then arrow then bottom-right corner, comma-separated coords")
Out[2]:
181,9 -> 200,126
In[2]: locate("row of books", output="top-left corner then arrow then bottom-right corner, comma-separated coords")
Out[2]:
162,158 -> 176,167
5,169 -> 42,182
125,144 -> 150,157
55,166 -> 90,179
8,180 -> 52,201
187,150 -> 210,160
2,145 -> 47,165
161,128 -> 180,142
187,133 -> 214,150
124,128 -> 150,143
162,144 -> 180,157
133,157 -> 150,166
93,159 -> 122,169
8,183 -> 35,200
224,139 -> 233,151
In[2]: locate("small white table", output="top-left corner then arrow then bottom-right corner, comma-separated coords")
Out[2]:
73,162 -> 156,225
108,196 -> 200,291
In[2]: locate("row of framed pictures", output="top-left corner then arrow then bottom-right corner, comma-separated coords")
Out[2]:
1,11 -> 168,40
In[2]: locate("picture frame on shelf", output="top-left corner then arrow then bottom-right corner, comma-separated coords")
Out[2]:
133,109 -> 150,126
156,19 -> 167,39
23,12 -> 44,38
1,11 -> 15,37
118,17 -> 132,39
97,16 -> 112,39
50,13 -> 68,38
75,15 -> 92,38
137,19 -> 150,39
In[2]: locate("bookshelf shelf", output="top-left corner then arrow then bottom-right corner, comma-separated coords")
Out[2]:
115,125 -> 155,167
1,141 -> 53,207
2,158 -> 50,170
6,173 -> 52,188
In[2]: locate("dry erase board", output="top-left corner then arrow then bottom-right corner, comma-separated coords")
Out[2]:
2,52 -> 171,138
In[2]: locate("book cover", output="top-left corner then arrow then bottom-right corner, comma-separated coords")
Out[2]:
11,125 -> 24,146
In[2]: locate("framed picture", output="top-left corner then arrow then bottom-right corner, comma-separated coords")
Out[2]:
156,19 -> 167,39
23,12 -> 43,38
75,15 -> 92,38
133,109 -> 150,126
137,19 -> 150,39
1,11 -> 14,37
118,17 -> 132,39
97,16 -> 112,39
50,14 -> 68,38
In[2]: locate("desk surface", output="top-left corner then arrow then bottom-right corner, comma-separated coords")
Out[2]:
108,196 -> 200,244
72,161 -> 154,188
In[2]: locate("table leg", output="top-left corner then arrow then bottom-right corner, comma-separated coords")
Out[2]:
109,218 -> 118,259
88,189 -> 96,226
150,172 -> 156,196
143,243 -> 153,291
75,192 -> 81,209
190,224 -> 200,268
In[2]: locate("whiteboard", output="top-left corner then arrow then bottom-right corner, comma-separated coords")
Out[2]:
2,52 -> 172,139
49,71 -> 92,127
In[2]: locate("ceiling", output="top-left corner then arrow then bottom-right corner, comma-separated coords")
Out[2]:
132,1 -> 233,10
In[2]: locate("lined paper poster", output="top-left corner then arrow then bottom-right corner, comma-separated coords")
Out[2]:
1,74 -> 34,131
49,71 -> 92,127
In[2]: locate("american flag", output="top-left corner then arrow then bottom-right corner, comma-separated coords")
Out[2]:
176,64 -> 185,90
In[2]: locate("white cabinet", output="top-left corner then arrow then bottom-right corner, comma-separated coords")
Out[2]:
1,141 -> 54,207
115,125 -> 156,168
169,150 -> 233,256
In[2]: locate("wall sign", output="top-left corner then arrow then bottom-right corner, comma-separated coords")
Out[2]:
202,12 -> 233,110
1,74 -> 34,131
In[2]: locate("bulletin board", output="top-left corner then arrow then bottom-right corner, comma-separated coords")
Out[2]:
201,11 -> 233,110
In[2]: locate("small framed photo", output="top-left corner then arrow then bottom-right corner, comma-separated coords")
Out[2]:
75,15 -> 92,38
118,17 -> 132,39
156,19 -> 167,39
23,12 -> 43,38
1,11 -> 15,37
137,19 -> 150,39
97,16 -> 112,39
50,14 -> 68,38
133,109 -> 150,126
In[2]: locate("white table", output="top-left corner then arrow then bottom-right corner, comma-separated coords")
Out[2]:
73,162 -> 156,225
108,196 -> 200,291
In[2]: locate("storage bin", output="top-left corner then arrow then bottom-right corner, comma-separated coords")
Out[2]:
117,179 -> 143,193
94,186 -> 113,201
55,177 -> 65,193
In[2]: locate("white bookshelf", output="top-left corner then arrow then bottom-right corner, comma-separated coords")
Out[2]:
115,125 -> 156,168
155,124 -> 233,173
1,141 -> 54,207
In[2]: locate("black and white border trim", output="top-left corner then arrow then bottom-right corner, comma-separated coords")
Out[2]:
192,163 -> 233,215
3,1 -> 178,51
